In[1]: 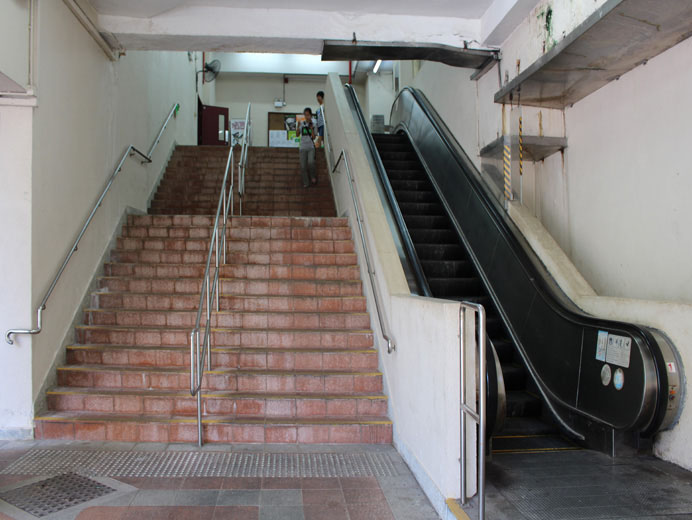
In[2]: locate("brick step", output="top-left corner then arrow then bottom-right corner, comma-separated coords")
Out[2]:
74,325 -> 374,349
115,237 -> 355,253
105,261 -> 358,279
127,215 -> 348,228
56,365 -> 383,393
66,345 -> 379,370
148,204 -> 335,214
121,226 -> 351,240
34,412 -> 392,444
98,277 -> 363,296
83,309 -> 371,330
91,291 -> 366,313
151,194 -> 334,204
104,256 -> 358,278
148,209 -> 335,217
111,247 -> 358,265
46,388 -> 387,418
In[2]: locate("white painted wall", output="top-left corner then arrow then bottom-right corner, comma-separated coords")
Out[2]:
364,72 -> 395,127
0,1 -> 199,434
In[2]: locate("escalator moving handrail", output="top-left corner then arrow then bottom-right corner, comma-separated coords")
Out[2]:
344,84 -> 431,298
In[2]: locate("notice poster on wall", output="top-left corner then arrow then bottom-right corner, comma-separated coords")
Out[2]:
268,112 -> 300,147
231,119 -> 246,145
269,130 -> 292,148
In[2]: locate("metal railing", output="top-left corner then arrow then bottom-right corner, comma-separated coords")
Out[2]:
237,103 -> 252,215
5,102 -> 180,345
190,103 -> 251,445
459,301 -> 487,519
189,143 -> 236,447
331,149 -> 394,354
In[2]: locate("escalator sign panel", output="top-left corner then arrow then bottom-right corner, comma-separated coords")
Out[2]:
595,331 -> 632,368
596,331 -> 608,362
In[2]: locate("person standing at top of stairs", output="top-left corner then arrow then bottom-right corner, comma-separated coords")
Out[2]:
298,107 -> 317,188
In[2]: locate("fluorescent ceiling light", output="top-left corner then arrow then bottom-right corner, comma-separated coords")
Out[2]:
373,59 -> 382,73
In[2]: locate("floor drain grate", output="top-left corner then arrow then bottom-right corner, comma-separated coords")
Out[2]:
2,449 -> 400,478
0,473 -> 116,517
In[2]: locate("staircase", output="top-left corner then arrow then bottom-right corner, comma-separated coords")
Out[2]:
35,145 -> 392,444
150,146 -> 336,217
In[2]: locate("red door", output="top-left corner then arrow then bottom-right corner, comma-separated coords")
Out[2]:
198,101 -> 229,146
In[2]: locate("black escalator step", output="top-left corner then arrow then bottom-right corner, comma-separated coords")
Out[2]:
414,243 -> 464,260
403,214 -> 449,229
374,144 -> 410,154
398,202 -> 445,216
420,260 -> 473,278
409,228 -> 456,243
506,391 -> 542,418
500,363 -> 527,391
379,151 -> 418,161
485,316 -> 507,336
394,190 -> 437,204
373,133 -> 406,144
381,159 -> 422,170
386,170 -> 427,182
390,180 -> 429,192
427,277 -> 482,298
497,417 -> 561,437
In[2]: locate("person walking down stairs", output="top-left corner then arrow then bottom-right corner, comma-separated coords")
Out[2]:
298,107 -> 317,188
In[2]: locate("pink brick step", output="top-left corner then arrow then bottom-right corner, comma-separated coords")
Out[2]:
66,345 -> 379,370
90,292 -> 367,313
46,388 -> 388,418
35,413 -> 392,444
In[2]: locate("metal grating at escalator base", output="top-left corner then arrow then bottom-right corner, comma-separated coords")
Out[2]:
1,449 -> 400,478
0,473 -> 116,517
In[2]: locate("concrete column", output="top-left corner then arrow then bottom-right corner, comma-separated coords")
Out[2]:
0,95 -> 36,439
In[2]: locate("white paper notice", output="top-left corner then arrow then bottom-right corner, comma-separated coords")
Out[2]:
595,331 -> 608,362
269,130 -> 289,147
605,334 -> 632,368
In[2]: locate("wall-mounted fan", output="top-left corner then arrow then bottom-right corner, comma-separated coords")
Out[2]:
196,59 -> 221,95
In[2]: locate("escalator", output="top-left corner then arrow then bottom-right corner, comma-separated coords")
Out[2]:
345,84 -> 683,454
373,132 -> 556,450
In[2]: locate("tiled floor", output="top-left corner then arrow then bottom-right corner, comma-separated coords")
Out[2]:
0,441 -> 440,520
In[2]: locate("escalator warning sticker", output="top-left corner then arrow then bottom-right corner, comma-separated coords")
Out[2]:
596,331 -> 608,362
606,334 -> 632,368
595,331 -> 632,368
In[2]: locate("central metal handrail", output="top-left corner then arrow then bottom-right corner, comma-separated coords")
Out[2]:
5,102 -> 180,345
189,142 -> 236,446
237,103 -> 252,215
331,149 -> 394,354
459,301 -> 486,520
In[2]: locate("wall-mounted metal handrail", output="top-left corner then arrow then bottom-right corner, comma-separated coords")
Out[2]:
459,301 -> 486,520
332,149 -> 394,354
190,143 -> 235,447
237,103 -> 252,215
5,102 -> 180,345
